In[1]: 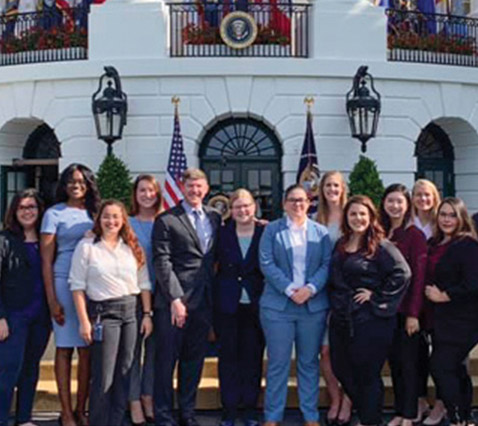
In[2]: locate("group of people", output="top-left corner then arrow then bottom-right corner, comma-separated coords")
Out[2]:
0,164 -> 478,426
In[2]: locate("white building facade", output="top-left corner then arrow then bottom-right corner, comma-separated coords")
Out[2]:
0,0 -> 477,217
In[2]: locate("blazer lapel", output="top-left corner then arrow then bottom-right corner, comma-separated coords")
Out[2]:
205,207 -> 219,252
305,220 -> 314,279
242,224 -> 261,266
176,205 -> 202,252
279,218 -> 294,275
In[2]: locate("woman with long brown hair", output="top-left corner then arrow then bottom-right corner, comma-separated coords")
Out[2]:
0,189 -> 50,426
425,198 -> 478,426
69,200 -> 153,426
129,175 -> 163,425
329,195 -> 410,426
316,171 -> 352,426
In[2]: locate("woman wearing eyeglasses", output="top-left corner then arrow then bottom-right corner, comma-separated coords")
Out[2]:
425,198 -> 478,426
259,184 -> 332,426
214,189 -> 265,426
0,189 -> 50,426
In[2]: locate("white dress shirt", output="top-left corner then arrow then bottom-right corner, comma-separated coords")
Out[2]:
413,216 -> 433,240
69,237 -> 151,302
284,217 -> 317,298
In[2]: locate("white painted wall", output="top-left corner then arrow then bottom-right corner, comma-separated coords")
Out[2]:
0,0 -> 477,211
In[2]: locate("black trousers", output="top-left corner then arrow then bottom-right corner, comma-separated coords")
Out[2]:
417,330 -> 443,401
215,305 -> 265,420
89,296 -> 137,426
430,314 -> 478,423
154,303 -> 211,426
388,314 -> 420,419
330,316 -> 395,426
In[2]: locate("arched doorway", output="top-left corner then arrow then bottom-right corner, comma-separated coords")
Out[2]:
1,123 -> 60,217
200,117 -> 282,219
415,123 -> 455,197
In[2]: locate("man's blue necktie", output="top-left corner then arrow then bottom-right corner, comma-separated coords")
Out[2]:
193,210 -> 207,252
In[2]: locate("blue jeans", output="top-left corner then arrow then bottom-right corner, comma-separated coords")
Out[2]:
0,312 -> 51,426
89,296 -> 138,426
260,305 -> 327,422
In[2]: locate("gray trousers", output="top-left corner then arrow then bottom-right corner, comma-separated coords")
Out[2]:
129,310 -> 155,400
89,295 -> 137,426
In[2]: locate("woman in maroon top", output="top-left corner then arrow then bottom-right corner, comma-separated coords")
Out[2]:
380,184 -> 427,426
425,198 -> 478,426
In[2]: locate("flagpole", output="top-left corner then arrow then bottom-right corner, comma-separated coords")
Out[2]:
172,95 -> 180,115
304,96 -> 314,165
304,96 -> 314,113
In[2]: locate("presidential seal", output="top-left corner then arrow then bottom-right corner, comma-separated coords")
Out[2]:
208,194 -> 231,221
299,164 -> 320,198
220,11 -> 258,49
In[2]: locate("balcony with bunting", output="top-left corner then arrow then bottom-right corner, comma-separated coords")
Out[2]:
1,0 -> 478,64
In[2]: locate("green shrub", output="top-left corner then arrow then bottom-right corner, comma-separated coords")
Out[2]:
348,155 -> 385,207
96,154 -> 133,208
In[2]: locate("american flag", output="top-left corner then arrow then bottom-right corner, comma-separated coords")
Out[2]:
163,104 -> 188,209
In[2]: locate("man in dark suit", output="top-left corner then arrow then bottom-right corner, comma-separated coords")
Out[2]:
152,168 -> 221,426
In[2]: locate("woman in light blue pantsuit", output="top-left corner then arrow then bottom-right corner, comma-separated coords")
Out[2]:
259,184 -> 332,426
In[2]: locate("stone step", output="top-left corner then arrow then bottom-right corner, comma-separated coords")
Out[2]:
38,355 -> 478,381
33,347 -> 478,412
33,369 -> 478,412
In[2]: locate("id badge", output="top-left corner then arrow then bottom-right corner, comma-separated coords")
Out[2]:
93,315 -> 103,342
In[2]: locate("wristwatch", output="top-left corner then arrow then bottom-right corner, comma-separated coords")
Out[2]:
143,311 -> 153,318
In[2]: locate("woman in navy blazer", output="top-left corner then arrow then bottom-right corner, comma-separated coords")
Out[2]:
259,184 -> 332,426
214,189 -> 265,426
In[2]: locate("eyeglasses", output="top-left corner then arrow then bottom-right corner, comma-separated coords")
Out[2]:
286,198 -> 308,204
232,203 -> 253,210
438,212 -> 457,219
18,205 -> 38,212
67,179 -> 86,186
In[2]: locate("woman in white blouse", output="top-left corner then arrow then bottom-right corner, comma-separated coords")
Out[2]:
69,200 -> 153,426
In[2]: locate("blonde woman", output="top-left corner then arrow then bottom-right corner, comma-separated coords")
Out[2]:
214,189 -> 265,426
411,179 -> 441,241
411,179 -> 445,425
316,171 -> 352,426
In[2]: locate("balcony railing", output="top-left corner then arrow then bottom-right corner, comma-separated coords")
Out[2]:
168,2 -> 310,57
0,6 -> 88,66
386,8 -> 478,67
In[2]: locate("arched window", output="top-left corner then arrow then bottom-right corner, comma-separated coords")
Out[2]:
416,123 -> 455,197
200,117 -> 282,219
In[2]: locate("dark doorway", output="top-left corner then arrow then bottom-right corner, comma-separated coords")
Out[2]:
200,117 -> 282,220
416,123 -> 455,197
1,123 -> 60,219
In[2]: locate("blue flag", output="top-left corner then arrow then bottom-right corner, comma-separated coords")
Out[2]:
297,109 -> 320,216
417,0 -> 437,34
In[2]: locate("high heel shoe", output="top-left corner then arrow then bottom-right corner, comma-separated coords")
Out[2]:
423,412 -> 447,426
129,412 -> 146,426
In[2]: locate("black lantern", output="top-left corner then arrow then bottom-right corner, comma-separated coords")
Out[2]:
346,65 -> 381,153
92,66 -> 128,156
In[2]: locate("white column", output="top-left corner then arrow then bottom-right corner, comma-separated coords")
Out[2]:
88,0 -> 168,60
310,0 -> 387,62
